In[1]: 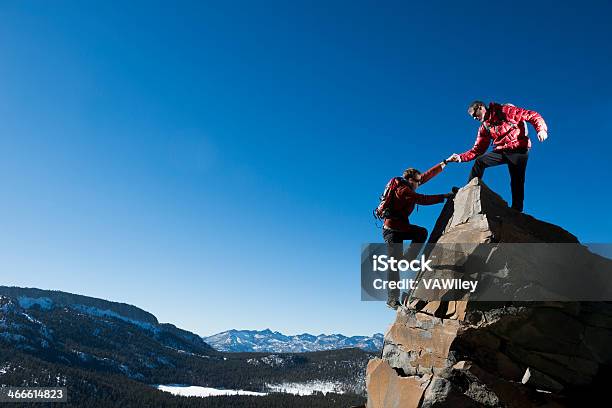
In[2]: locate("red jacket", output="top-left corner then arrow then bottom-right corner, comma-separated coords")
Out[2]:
384,163 -> 446,232
459,102 -> 548,162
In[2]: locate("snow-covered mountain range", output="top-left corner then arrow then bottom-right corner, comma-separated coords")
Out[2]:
203,329 -> 384,353
0,285 -> 374,401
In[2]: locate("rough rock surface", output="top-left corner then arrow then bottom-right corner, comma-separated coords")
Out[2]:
366,179 -> 612,407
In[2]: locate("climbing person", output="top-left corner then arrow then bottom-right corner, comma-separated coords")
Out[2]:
375,161 -> 454,309
446,100 -> 548,212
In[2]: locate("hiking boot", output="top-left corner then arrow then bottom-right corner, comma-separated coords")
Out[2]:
386,299 -> 401,310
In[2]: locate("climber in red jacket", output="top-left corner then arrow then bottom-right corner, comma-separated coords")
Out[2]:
382,162 -> 453,309
447,101 -> 548,212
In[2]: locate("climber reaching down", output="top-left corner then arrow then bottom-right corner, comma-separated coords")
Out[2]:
446,101 -> 549,212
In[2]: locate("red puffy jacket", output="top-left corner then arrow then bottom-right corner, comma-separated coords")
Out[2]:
459,102 -> 548,162
384,163 -> 446,232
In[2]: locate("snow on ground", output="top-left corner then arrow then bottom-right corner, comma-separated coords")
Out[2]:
156,381 -> 346,398
21,312 -> 43,325
17,296 -> 53,310
265,380 -> 345,395
156,385 -> 268,397
70,304 -> 160,333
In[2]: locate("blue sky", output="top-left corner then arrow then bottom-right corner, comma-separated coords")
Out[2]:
0,1 -> 610,336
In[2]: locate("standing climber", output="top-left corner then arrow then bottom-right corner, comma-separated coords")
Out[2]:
447,101 -> 548,212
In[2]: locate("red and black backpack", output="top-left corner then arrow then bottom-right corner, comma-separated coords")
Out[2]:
373,177 -> 406,221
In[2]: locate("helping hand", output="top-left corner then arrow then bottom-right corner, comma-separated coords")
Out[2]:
446,153 -> 460,163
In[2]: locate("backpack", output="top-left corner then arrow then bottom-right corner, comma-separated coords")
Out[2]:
373,177 -> 406,221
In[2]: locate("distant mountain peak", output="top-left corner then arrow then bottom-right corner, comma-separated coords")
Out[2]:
203,329 -> 383,353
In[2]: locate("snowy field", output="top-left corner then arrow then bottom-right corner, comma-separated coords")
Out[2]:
266,381 -> 345,395
156,380 -> 346,397
156,384 -> 267,397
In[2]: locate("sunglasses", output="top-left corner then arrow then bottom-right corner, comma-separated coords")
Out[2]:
470,106 -> 482,119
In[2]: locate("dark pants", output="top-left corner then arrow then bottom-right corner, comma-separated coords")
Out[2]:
468,148 -> 529,211
382,226 -> 428,303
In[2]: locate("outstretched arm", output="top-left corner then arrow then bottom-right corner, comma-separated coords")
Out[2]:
419,161 -> 446,185
458,125 -> 491,162
396,185 -> 446,206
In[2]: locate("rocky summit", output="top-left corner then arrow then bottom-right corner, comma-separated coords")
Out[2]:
366,178 -> 612,407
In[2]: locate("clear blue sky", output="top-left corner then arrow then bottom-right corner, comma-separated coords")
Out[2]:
1,1 -> 610,336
